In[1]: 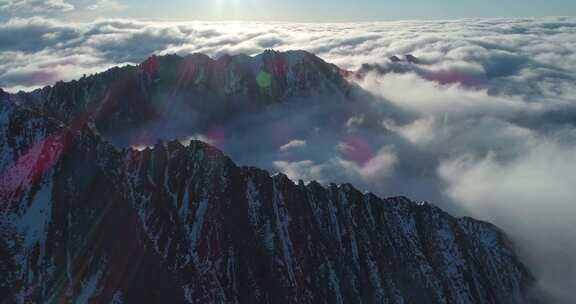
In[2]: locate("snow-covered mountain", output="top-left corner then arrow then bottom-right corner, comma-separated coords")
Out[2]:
8,50 -> 352,146
0,51 -> 541,303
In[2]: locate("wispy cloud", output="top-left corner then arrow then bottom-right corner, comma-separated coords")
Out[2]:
0,0 -> 75,14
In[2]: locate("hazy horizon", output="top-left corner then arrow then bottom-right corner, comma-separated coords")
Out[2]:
1,0 -> 575,22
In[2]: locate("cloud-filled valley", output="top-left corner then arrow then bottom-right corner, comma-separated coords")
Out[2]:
1,15 -> 576,302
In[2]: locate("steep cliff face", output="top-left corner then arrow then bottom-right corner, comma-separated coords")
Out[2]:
0,99 -> 537,303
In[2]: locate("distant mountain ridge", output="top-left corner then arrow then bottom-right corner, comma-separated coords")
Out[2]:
0,50 -> 542,303
6,50 -> 352,146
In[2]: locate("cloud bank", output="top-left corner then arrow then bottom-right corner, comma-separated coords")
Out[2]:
0,16 -> 575,302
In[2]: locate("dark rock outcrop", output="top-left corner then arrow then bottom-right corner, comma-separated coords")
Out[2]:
405,54 -> 420,64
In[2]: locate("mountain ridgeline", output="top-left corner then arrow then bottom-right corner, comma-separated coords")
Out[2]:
8,50 -> 352,146
0,50 -> 541,303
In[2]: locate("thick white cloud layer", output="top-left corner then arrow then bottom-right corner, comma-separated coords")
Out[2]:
439,140 -> 576,302
0,16 -> 575,302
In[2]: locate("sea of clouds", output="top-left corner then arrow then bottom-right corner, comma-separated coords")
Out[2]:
0,12 -> 575,302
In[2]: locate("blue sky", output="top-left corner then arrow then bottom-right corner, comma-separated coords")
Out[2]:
1,0 -> 574,22
114,0 -> 574,21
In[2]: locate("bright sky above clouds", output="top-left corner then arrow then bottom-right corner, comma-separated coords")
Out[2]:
0,0 -> 575,21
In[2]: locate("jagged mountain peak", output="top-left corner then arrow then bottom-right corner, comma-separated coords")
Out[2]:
139,49 -> 348,91
0,95 -> 542,303
6,50 -> 353,147
137,49 -> 340,77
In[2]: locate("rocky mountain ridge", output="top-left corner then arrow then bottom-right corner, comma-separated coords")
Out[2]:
5,50 -> 352,146
0,50 -> 541,303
